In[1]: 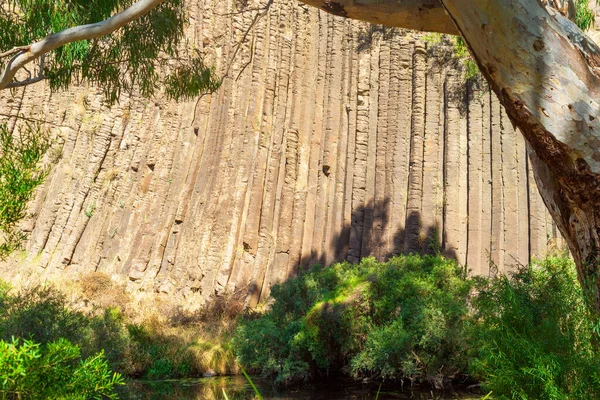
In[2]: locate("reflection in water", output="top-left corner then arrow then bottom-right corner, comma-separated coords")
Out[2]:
120,376 -> 480,400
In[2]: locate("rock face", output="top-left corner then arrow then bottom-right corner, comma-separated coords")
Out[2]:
0,0 -> 564,305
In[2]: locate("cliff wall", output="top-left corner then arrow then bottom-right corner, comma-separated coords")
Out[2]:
0,0 -> 563,305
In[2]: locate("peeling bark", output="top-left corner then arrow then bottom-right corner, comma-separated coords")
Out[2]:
301,0 -> 600,312
441,0 -> 600,312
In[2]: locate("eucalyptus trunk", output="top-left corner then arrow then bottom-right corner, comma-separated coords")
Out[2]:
302,0 -> 600,313
443,0 -> 600,312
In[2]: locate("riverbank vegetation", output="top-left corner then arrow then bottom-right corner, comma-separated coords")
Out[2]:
0,253 -> 598,399
234,254 -> 600,399
0,273 -> 239,391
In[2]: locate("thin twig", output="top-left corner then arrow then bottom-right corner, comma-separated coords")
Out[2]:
215,7 -> 271,16
220,0 -> 273,84
5,75 -> 48,89
0,46 -> 30,59
235,34 -> 256,81
190,0 -> 273,128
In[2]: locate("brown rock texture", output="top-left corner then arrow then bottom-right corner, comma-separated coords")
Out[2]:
0,0 -> 564,305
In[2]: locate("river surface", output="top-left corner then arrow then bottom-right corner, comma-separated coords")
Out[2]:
120,376 -> 482,399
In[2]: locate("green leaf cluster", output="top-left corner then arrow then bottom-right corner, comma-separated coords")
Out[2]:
0,0 -> 220,103
576,0 -> 596,31
233,255 -> 473,385
234,254 -> 600,398
0,283 -> 218,380
424,1 -> 596,83
0,337 -> 124,399
471,255 -> 600,399
0,123 -> 49,260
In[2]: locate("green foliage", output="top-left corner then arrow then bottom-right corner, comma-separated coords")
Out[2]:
125,321 -> 200,379
0,337 -> 123,399
235,254 -> 600,396
0,284 -> 232,380
233,255 -> 473,385
471,256 -> 600,399
0,123 -> 50,259
0,285 -> 88,344
576,0 -> 595,31
0,1 -> 222,259
84,201 -> 95,218
422,1 -> 596,82
422,33 -> 480,81
0,0 -> 220,103
453,37 -> 479,81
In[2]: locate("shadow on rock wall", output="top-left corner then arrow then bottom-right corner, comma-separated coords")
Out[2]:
246,197 -> 458,306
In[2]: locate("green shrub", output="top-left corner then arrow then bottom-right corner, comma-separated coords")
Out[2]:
576,0 -> 595,31
233,255 -> 473,385
126,321 -> 196,379
0,337 -> 123,399
87,307 -> 141,376
0,283 -> 236,380
0,123 -> 50,259
471,255 -> 600,399
0,285 -> 89,345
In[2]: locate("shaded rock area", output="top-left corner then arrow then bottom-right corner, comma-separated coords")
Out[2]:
0,0 -> 564,306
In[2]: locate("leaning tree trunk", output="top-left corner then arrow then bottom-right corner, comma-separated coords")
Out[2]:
301,0 -> 600,313
441,0 -> 600,313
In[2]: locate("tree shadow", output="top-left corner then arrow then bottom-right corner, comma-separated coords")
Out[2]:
355,24 -> 404,53
310,196 -> 457,270
245,197 -> 459,306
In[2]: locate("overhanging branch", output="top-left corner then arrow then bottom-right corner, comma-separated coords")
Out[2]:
298,0 -> 458,35
0,0 -> 166,90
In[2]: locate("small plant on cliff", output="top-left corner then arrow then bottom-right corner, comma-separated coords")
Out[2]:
0,123 -> 50,259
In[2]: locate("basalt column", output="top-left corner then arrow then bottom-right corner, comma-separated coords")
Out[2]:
0,0 -> 564,304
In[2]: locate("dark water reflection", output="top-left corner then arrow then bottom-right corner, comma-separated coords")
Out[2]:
120,376 -> 481,400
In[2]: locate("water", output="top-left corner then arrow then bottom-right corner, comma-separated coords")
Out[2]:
120,376 -> 482,399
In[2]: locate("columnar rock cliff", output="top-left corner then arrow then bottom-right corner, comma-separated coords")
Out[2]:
0,0 -> 564,304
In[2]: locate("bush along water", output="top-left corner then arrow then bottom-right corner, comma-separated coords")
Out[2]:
0,279 -> 240,389
234,253 -> 600,399
233,255 -> 474,387
0,337 -> 123,399
1,254 -> 600,399
470,255 -> 600,399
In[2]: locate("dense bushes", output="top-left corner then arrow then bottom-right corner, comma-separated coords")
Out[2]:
471,255 -> 600,399
2,253 -> 599,399
0,338 -> 123,399
234,255 -> 473,386
234,254 -> 600,399
0,281 -> 238,382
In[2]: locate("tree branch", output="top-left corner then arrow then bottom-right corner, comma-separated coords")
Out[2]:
5,75 -> 47,89
298,0 -> 458,35
0,0 -> 166,90
0,46 -> 31,59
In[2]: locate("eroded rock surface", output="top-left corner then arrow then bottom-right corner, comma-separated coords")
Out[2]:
0,0 -> 564,305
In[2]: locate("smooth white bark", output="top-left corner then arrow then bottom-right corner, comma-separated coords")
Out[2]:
442,0 -> 600,173
0,0 -> 165,90
441,0 -> 600,309
298,0 -> 458,34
